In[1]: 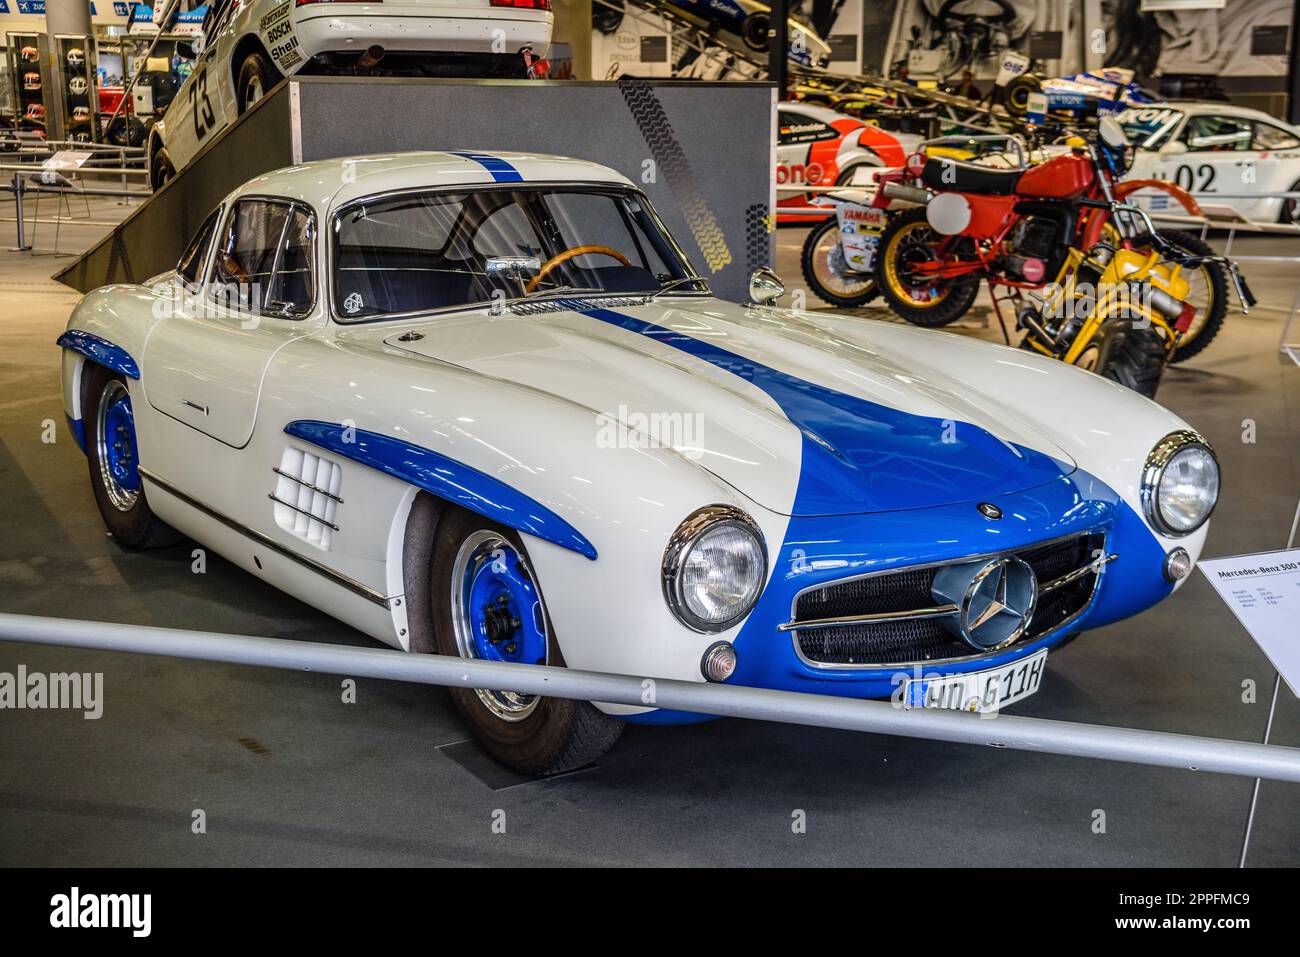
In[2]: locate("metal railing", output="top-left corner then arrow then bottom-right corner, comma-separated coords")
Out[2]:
2,611 -> 1299,784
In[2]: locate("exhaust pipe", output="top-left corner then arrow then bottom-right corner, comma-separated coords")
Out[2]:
355,45 -> 385,74
882,182 -> 931,205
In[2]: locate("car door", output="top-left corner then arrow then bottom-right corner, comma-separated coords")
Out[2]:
143,196 -> 319,449
1249,120 -> 1300,221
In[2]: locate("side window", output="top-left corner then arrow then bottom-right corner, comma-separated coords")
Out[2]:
209,199 -> 316,318
1252,122 -> 1300,151
266,207 -> 316,317
1182,115 -> 1253,152
177,207 -> 221,291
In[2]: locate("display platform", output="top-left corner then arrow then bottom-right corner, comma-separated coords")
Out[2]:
55,76 -> 776,302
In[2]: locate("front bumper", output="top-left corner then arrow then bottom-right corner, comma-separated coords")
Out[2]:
292,5 -> 553,57
625,468 -> 1176,724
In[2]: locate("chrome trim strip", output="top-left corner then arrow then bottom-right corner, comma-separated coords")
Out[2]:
272,467 -> 344,504
267,493 -> 340,532
1039,553 -> 1118,595
138,467 -> 388,608
776,604 -> 958,633
787,530 -> 1110,672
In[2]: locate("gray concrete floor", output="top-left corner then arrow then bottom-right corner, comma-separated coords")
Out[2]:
0,208 -> 1297,866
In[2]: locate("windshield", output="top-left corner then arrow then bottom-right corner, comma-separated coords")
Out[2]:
331,186 -> 703,320
1114,106 -> 1184,150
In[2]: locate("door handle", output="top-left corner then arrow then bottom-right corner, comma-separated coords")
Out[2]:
181,399 -> 209,416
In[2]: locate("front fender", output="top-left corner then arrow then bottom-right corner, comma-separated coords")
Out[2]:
1116,177 -> 1204,217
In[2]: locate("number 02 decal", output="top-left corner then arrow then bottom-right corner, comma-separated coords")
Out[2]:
188,68 -> 217,140
1174,163 -> 1216,192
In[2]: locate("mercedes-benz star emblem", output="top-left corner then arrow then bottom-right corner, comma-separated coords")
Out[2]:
932,557 -> 1037,651
978,502 -> 1002,520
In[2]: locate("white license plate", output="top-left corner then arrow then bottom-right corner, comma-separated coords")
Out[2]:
902,649 -> 1047,714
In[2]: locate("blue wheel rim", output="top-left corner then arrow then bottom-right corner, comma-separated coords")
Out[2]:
95,378 -> 140,511
451,531 -> 548,720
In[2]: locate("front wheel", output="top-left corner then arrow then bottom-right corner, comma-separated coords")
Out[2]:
1279,178 -> 1300,225
431,507 -> 623,775
237,51 -> 278,114
149,146 -> 174,191
800,216 -> 880,308
82,363 -> 180,547
874,206 -> 980,326
741,12 -> 770,52
1080,318 -> 1169,399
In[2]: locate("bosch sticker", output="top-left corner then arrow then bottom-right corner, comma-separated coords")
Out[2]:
260,1 -> 302,71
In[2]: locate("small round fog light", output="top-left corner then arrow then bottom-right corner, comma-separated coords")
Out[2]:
1163,547 -> 1193,583
701,641 -> 737,682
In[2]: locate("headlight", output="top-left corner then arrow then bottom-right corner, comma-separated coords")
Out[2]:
1142,431 -> 1220,536
662,506 -> 766,632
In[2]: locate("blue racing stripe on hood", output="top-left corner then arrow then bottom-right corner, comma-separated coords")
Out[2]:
580,307 -> 1071,515
448,151 -> 524,183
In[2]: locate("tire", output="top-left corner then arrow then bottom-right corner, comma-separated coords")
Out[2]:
149,146 -> 174,191
1088,318 -> 1169,399
1003,74 -> 1041,115
237,50 -> 278,114
105,115 -> 145,148
800,216 -> 880,308
82,363 -> 181,548
1129,229 -> 1228,364
874,206 -> 980,327
741,12 -> 770,52
1278,178 -> 1300,225
430,506 -> 623,775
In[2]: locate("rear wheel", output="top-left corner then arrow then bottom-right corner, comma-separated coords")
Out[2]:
875,206 -> 979,326
800,216 -> 880,308
237,50 -> 278,114
431,507 -> 623,775
1002,74 -> 1041,115
82,363 -> 180,548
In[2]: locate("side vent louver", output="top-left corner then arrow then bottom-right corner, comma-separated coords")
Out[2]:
271,447 -> 342,548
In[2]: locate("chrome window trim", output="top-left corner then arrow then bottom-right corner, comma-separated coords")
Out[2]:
662,504 -> 767,634
1140,429 -> 1218,537
326,181 -> 705,325
785,529 -> 1112,672
204,194 -> 320,321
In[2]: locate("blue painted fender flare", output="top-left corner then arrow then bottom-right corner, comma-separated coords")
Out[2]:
56,330 -> 141,380
284,420 -> 598,561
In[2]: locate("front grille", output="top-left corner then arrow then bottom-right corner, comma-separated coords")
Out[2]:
792,533 -> 1106,667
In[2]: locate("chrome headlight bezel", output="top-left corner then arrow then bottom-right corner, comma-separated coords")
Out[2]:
1141,430 -> 1220,537
662,505 -> 767,633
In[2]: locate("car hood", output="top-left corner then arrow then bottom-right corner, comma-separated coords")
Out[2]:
377,298 -> 1076,517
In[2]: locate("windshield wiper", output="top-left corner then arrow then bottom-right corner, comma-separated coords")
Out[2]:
645,276 -> 710,301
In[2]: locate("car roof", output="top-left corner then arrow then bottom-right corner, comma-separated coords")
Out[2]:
1139,100 -> 1298,128
228,151 -> 638,211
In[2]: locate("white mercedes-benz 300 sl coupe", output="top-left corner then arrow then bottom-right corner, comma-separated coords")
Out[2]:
59,151 -> 1220,774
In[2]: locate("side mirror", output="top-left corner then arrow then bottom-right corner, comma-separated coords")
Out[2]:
1098,115 -> 1126,149
1160,140 -> 1188,156
749,267 -> 784,305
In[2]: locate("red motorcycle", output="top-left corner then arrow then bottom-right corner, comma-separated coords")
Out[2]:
871,120 -> 1230,363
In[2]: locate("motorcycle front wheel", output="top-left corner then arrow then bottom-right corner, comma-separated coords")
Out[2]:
800,217 -> 880,308
875,207 -> 979,327
1078,317 -> 1171,399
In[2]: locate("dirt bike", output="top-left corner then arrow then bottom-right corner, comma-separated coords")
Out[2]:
868,117 -> 1236,363
1011,206 -> 1251,397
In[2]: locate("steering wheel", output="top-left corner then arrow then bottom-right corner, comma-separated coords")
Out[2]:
525,244 -> 632,294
